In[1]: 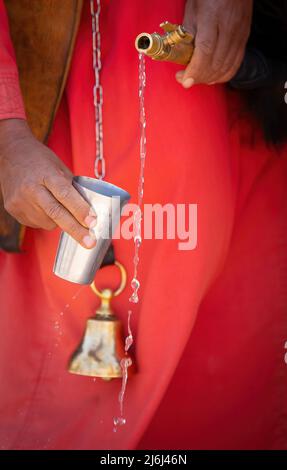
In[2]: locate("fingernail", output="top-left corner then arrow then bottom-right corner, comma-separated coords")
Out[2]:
182,77 -> 195,88
84,215 -> 97,227
175,72 -> 184,83
83,235 -> 96,248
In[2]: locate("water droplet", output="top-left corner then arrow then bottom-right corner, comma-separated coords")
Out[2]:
114,417 -> 126,427
131,278 -> 140,291
129,292 -> 138,304
125,335 -> 133,352
113,416 -> 126,432
129,278 -> 140,303
134,235 -> 142,247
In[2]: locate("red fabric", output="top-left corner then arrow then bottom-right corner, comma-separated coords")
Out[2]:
0,0 -> 287,450
0,0 -> 26,120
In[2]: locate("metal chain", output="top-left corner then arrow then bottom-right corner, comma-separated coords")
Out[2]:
90,0 -> 105,180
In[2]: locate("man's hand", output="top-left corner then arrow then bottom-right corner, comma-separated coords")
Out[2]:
0,119 -> 97,248
176,0 -> 253,87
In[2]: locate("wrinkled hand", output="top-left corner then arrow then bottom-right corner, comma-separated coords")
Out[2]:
0,119 -> 97,248
176,0 -> 253,87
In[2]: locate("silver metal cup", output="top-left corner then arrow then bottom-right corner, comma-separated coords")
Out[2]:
53,176 -> 130,285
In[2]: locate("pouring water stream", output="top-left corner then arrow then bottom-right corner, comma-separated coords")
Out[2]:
113,53 -> 147,432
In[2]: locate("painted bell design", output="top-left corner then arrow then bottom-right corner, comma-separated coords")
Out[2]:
68,262 -> 134,380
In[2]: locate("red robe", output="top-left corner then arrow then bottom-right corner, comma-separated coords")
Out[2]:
0,0 -> 287,450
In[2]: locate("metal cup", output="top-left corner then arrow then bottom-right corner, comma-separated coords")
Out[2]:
53,176 -> 130,285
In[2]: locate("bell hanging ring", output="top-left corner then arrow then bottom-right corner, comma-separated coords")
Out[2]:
68,261 -> 134,380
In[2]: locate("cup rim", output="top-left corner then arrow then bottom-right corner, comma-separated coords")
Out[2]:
73,176 -> 130,200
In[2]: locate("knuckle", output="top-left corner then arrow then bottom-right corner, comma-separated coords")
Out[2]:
46,202 -> 63,220
19,179 -> 32,191
212,57 -> 225,71
4,195 -> 19,214
197,39 -> 213,56
57,184 -> 72,201
3,200 -> 13,215
43,175 -> 53,187
17,182 -> 29,197
67,222 -> 82,239
74,202 -> 88,218
25,183 -> 39,196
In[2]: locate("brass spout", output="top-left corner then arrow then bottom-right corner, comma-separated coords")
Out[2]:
135,21 -> 194,66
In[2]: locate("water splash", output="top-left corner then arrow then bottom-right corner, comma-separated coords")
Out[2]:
113,357 -> 132,433
48,286 -> 85,360
113,311 -> 134,432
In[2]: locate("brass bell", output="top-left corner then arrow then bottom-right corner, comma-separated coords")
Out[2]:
68,261 -> 133,380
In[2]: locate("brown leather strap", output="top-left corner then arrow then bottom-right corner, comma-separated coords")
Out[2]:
4,0 -> 83,142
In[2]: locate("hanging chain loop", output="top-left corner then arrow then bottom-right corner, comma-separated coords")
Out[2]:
90,0 -> 106,179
